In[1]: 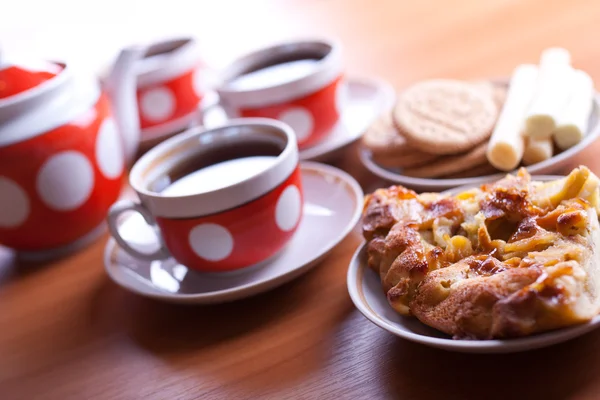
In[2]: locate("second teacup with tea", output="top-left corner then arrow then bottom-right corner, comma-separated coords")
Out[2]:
107,118 -> 303,272
212,39 -> 346,149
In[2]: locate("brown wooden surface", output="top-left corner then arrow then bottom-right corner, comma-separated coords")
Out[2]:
4,1 -> 600,399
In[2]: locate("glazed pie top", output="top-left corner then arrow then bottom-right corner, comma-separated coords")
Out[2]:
362,166 -> 600,339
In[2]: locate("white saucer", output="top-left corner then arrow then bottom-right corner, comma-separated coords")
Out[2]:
359,93 -> 600,192
104,162 -> 364,304
299,77 -> 395,162
203,77 -> 396,163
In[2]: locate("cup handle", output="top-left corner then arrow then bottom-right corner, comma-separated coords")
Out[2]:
107,200 -> 171,261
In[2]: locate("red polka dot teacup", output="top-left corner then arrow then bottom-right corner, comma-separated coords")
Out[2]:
107,118 -> 303,272
212,40 -> 346,150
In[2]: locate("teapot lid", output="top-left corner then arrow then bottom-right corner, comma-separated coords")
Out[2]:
0,50 -> 63,100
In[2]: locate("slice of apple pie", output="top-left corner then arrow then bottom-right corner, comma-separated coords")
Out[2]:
362,166 -> 600,339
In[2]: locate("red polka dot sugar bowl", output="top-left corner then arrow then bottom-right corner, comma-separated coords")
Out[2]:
0,51 -> 127,258
106,118 -> 304,272
208,39 -> 346,150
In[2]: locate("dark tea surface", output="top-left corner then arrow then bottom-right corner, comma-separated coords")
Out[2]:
160,156 -> 277,196
227,59 -> 319,90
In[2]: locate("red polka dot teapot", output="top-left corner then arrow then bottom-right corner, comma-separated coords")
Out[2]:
0,38 -> 209,258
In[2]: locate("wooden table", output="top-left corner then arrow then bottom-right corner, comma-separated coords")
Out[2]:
4,1 -> 600,398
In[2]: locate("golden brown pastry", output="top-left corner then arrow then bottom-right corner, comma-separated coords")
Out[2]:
362,166 -> 600,339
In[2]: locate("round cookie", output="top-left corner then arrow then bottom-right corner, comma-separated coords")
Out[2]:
372,150 -> 439,169
470,80 -> 495,94
392,80 -> 498,155
470,80 -> 508,112
362,112 -> 412,156
402,141 -> 489,178
492,83 -> 508,110
441,162 -> 500,179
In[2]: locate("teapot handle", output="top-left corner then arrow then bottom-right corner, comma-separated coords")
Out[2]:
104,46 -> 148,167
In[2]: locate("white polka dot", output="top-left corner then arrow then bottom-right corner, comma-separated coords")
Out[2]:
192,68 -> 206,97
278,107 -> 314,141
335,81 -> 348,114
140,87 -> 176,122
37,151 -> 95,211
72,107 -> 98,128
275,185 -> 302,231
0,177 -> 30,228
188,223 -> 234,261
95,118 -> 124,179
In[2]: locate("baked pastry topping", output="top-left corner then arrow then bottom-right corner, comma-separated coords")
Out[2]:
362,166 -> 600,339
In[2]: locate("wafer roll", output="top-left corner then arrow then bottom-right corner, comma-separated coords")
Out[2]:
486,64 -> 538,171
524,47 -> 574,139
553,69 -> 595,150
523,137 -> 553,165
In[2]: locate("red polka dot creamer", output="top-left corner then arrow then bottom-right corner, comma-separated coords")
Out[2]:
105,37 -> 211,159
136,64 -> 207,134
129,37 -> 211,144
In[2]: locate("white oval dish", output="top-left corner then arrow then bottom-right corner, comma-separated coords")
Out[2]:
347,243 -> 600,354
347,175 -> 600,353
360,92 -> 600,192
104,161 -> 363,304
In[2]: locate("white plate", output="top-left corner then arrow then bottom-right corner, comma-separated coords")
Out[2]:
347,175 -> 600,353
348,243 -> 600,354
360,93 -> 600,192
104,162 -> 364,304
202,77 -> 396,163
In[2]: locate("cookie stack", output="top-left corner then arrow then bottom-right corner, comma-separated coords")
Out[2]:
363,79 -> 507,178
